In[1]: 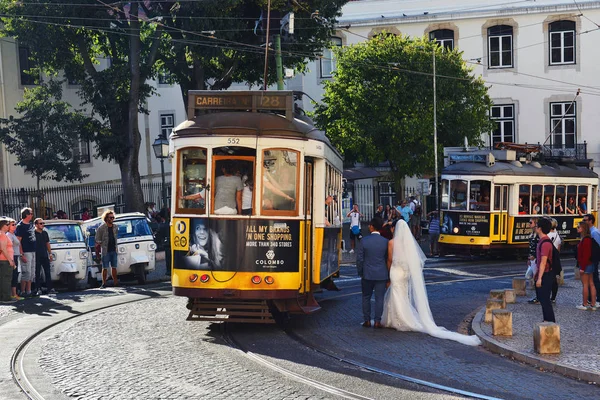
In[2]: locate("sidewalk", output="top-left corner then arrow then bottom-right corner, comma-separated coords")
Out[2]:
473,278 -> 600,383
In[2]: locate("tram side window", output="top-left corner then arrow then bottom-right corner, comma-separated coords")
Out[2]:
519,184 -> 530,214
469,180 -> 491,211
555,185 -> 565,214
324,163 -> 342,226
566,185 -> 577,214
450,180 -> 467,210
543,185 -> 555,214
531,185 -> 542,215
261,149 -> 299,216
177,148 -> 207,213
577,186 -> 588,215
441,180 -> 449,209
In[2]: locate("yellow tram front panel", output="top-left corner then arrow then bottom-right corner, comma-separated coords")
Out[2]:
171,217 -> 305,292
312,226 -> 342,285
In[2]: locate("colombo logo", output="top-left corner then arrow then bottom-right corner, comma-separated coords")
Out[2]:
266,250 -> 275,260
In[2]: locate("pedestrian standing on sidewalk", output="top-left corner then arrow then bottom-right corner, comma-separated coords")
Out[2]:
427,211 -> 440,257
527,217 -> 540,304
95,210 -> 119,289
34,218 -> 54,295
347,204 -> 363,254
576,221 -> 597,311
15,208 -> 35,298
583,214 -> 600,305
548,218 -> 562,304
7,219 -> 23,301
534,217 -> 556,322
0,219 -> 16,303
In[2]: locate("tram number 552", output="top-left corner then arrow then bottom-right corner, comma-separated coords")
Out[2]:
227,138 -> 240,145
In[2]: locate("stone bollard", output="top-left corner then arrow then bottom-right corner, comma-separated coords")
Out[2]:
534,322 -> 560,354
512,277 -> 527,296
556,270 -> 565,286
574,266 -> 581,281
485,299 -> 504,323
489,289 -> 506,308
504,289 -> 516,304
492,309 -> 513,336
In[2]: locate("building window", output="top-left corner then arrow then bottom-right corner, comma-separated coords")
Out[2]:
73,139 -> 91,164
549,20 -> 575,65
378,181 -> 395,207
160,113 -> 175,138
158,72 -> 174,85
490,104 -> 515,144
488,25 -> 513,68
320,37 -> 342,78
550,102 -> 576,148
429,29 -> 454,50
18,46 -> 39,85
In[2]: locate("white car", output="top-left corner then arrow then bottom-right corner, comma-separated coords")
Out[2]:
44,220 -> 88,291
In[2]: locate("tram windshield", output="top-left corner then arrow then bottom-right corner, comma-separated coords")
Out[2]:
261,149 -> 298,215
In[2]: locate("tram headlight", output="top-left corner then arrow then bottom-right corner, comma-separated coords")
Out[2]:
453,227 -> 459,234
264,276 -> 274,285
200,274 -> 210,283
251,275 -> 262,284
189,274 -> 198,283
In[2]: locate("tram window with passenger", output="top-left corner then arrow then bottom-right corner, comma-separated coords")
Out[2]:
212,147 -> 255,215
450,180 -> 468,210
177,148 -> 208,213
543,185 -> 555,214
531,185 -> 542,214
566,186 -> 577,214
469,180 -> 490,211
261,149 -> 299,216
578,186 -> 588,214
519,185 -> 530,214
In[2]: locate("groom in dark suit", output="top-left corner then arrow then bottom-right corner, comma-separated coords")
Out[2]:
356,217 -> 389,328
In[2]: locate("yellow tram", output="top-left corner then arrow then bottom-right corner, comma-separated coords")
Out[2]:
439,148 -> 599,256
169,91 -> 343,323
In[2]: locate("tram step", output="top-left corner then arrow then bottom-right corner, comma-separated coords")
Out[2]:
187,299 -> 275,324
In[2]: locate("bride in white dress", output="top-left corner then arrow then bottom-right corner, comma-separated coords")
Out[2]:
381,220 -> 481,346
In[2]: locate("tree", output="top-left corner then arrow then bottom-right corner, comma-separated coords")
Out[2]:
0,0 -> 347,211
313,34 -> 494,183
156,0 -> 348,102
0,80 -> 103,189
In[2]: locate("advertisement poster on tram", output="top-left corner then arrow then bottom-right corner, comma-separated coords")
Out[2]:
441,212 -> 490,236
512,216 -> 580,243
172,218 -> 300,272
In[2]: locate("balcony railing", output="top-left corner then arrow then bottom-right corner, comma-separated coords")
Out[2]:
540,142 -> 587,160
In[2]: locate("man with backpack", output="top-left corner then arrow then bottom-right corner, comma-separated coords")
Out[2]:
583,214 -> 600,304
409,196 -> 422,239
535,217 -> 556,323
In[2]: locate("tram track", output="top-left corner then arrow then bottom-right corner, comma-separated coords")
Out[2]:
9,265 -> 523,400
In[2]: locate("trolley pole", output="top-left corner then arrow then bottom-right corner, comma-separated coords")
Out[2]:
433,47 -> 439,213
275,34 -> 284,90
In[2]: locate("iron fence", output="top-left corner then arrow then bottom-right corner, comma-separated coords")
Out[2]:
0,179 -> 172,221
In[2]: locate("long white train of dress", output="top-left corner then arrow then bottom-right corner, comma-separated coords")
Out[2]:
381,220 -> 481,346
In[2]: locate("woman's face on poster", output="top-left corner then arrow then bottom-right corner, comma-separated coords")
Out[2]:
195,223 -> 209,247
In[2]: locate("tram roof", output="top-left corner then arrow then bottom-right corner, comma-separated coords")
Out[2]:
443,161 -> 599,179
172,111 -> 340,155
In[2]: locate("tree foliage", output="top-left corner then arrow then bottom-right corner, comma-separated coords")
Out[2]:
0,0 -> 347,210
313,34 -> 494,180
0,80 -> 103,185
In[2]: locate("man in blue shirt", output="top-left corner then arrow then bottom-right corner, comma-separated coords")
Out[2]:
584,214 -> 600,304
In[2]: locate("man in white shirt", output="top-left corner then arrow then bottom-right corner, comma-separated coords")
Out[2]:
347,204 -> 363,253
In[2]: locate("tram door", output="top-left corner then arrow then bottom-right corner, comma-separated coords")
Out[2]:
303,160 -> 313,293
492,185 -> 510,243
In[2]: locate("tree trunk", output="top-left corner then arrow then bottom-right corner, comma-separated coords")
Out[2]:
122,3 -> 145,213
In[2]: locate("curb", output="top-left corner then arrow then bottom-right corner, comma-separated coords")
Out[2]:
472,306 -> 600,384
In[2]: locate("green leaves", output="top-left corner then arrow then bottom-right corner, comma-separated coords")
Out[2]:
314,34 -> 493,179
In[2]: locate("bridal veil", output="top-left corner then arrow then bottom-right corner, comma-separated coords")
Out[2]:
388,220 -> 481,346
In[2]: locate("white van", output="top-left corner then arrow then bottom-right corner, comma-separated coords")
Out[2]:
44,220 -> 88,291
84,212 -> 156,285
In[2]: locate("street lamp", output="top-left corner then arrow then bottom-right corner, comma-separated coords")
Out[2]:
152,134 -> 169,212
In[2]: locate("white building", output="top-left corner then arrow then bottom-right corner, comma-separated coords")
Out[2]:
300,0 -> 600,164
